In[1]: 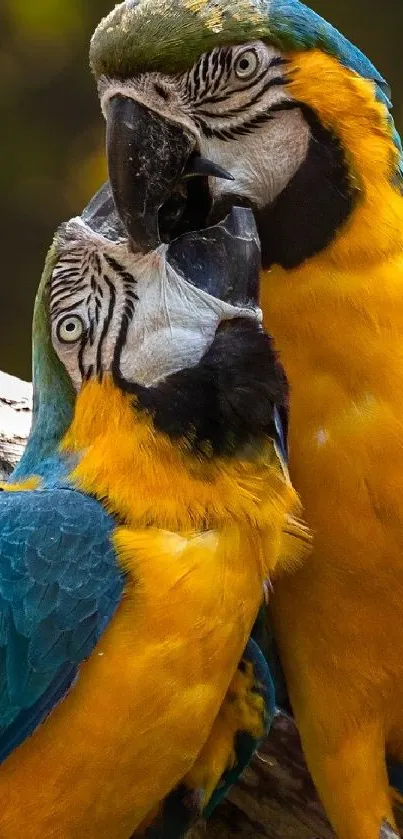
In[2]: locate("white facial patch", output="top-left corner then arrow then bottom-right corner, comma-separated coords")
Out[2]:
189,41 -> 311,206
117,247 -> 260,386
203,107 -> 310,208
50,221 -> 261,391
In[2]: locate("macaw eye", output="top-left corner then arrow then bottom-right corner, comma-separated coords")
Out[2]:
56,314 -> 85,344
234,49 -> 259,80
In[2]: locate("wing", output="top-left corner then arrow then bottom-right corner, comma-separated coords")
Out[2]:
0,487 -> 123,763
145,637 -> 275,838
202,637 -> 275,818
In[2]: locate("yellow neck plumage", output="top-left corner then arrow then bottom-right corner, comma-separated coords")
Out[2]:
262,49 -> 403,382
61,378 -> 302,573
285,49 -> 403,268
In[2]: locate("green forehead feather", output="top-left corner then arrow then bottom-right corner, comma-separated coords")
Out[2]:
90,0 -> 271,77
90,0 -> 386,84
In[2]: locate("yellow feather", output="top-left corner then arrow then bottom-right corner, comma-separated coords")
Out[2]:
0,378 -> 302,837
266,51 -> 403,838
184,661 -> 265,804
61,376 -> 300,548
0,477 -> 40,492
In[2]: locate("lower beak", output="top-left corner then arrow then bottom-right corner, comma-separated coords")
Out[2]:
80,184 -> 261,308
106,95 -> 233,253
167,207 -> 261,308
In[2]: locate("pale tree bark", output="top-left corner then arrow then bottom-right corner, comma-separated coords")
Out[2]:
0,372 -> 402,838
0,372 -> 32,480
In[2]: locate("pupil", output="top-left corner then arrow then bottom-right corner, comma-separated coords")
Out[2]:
240,58 -> 249,69
66,322 -> 75,332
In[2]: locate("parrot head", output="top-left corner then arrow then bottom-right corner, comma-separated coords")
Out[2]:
90,0 -> 403,270
48,183 -> 261,393
15,180 -> 272,480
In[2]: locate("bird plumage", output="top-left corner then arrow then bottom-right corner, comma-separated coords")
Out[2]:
0,192 -> 303,837
0,488 -> 122,764
264,48 -> 403,837
88,2 -> 403,836
90,0 -> 402,184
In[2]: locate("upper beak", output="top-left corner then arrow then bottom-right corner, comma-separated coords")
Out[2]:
106,95 -> 233,253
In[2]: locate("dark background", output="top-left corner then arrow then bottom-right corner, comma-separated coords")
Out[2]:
1,0 -> 402,380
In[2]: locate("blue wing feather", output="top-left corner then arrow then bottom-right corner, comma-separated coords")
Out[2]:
202,637 -> 275,819
0,488 -> 124,762
0,665 -> 77,764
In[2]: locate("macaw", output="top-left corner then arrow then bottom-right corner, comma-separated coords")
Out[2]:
89,2 -> 403,837
0,181 -> 305,838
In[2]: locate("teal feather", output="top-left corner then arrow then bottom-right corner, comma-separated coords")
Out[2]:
1,193 -> 127,754
13,243 -> 75,483
0,489 -> 124,764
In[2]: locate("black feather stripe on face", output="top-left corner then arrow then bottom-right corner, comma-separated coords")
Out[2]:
195,102 -> 300,140
208,103 -> 357,269
181,45 -> 356,265
50,247 -> 138,385
195,75 -> 286,119
185,48 -> 288,106
185,46 -> 290,141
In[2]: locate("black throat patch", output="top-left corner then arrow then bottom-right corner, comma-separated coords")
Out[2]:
114,319 -> 288,458
210,104 -> 357,270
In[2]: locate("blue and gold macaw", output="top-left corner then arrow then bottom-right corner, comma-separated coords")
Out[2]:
0,184 -> 305,837
90,2 -> 403,837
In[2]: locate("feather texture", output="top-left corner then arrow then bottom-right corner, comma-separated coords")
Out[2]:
264,43 -> 403,839
0,488 -> 122,763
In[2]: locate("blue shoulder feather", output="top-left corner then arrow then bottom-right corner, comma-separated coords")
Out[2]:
0,488 -> 124,762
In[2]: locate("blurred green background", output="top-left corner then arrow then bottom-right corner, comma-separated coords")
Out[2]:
1,0 -> 402,380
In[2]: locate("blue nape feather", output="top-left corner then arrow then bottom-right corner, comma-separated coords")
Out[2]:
267,0 -> 403,183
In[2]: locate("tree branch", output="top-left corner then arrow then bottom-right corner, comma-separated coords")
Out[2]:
0,372 -> 32,480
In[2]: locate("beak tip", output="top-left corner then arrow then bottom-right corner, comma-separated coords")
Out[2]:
106,94 -> 195,254
184,155 -> 234,182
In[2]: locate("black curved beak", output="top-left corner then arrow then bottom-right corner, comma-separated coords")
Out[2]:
167,206 -> 261,308
80,185 -> 261,308
106,95 -> 233,253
